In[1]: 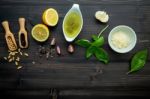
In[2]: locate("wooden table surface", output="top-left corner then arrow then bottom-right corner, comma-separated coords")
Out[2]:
0,0 -> 150,98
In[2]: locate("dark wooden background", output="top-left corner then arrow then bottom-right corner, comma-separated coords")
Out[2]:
0,0 -> 150,98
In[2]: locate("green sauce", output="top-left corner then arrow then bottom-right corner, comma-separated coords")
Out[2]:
63,11 -> 82,38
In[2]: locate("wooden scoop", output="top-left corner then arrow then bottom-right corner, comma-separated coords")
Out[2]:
2,21 -> 17,51
18,18 -> 28,48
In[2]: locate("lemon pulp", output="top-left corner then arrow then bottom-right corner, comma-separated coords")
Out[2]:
42,8 -> 59,26
32,24 -> 49,42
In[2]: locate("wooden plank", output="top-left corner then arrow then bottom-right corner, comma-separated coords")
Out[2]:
0,0 -> 150,98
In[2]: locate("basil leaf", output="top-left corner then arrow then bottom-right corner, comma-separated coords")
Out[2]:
86,46 -> 96,59
91,36 -> 104,47
92,35 -> 99,41
94,47 -> 109,64
128,49 -> 148,74
75,39 -> 91,48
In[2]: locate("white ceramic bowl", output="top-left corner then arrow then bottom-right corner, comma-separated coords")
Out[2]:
108,25 -> 137,53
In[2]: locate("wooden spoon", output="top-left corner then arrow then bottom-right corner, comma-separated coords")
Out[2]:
18,18 -> 28,48
2,21 -> 17,51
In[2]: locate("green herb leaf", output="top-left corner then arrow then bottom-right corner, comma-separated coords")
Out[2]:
75,26 -> 109,64
128,49 -> 148,74
94,47 -> 109,64
92,35 -> 99,41
86,46 -> 96,59
75,39 -> 91,48
91,36 -> 104,47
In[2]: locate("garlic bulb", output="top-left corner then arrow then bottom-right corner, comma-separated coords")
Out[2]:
95,11 -> 109,23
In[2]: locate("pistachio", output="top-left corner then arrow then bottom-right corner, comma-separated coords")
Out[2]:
16,57 -> 20,61
24,53 -> 29,57
8,58 -> 13,62
4,57 -> 7,60
12,52 -> 16,56
18,48 -> 21,52
15,61 -> 19,65
8,55 -> 11,59
20,52 -> 23,55
17,66 -> 22,69
12,56 -> 15,61
4,48 -> 29,69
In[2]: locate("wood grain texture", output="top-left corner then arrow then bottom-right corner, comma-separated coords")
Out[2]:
0,0 -> 150,98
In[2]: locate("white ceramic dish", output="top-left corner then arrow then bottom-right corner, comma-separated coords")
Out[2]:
62,4 -> 83,42
108,25 -> 137,53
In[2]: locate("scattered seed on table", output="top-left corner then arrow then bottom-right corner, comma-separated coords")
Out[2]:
8,58 -> 13,62
12,56 -> 15,61
15,61 -> 19,65
17,66 -> 22,69
24,53 -> 29,57
16,57 -> 20,61
8,55 -> 11,59
20,52 -> 23,55
4,57 -> 7,60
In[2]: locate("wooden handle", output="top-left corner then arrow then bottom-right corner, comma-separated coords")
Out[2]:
18,17 -> 28,48
19,18 -> 25,30
2,21 -> 10,34
2,21 -> 17,51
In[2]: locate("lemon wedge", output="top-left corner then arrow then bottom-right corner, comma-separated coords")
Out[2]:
31,24 -> 50,42
42,8 -> 59,26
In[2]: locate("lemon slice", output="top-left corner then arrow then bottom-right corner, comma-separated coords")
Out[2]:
31,24 -> 50,42
42,8 -> 59,26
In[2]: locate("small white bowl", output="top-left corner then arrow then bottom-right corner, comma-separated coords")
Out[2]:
108,25 -> 137,53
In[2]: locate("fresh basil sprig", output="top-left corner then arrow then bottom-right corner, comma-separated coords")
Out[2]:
75,25 -> 109,64
75,39 -> 91,48
127,49 -> 148,74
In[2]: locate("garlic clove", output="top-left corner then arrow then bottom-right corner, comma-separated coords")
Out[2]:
95,11 -> 109,23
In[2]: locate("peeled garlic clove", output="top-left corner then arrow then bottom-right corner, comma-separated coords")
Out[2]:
68,44 -> 74,54
50,38 -> 56,46
95,11 -> 109,23
56,45 -> 61,55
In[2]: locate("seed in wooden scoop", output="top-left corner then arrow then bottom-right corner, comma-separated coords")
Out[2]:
2,21 -> 17,51
7,36 -> 17,51
20,33 -> 26,47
